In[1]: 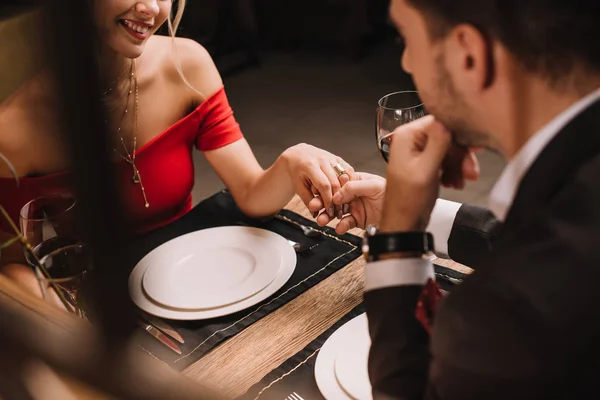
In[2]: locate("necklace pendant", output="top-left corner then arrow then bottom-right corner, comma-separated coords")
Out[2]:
132,169 -> 141,184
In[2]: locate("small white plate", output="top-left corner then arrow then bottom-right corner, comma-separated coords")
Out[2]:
142,227 -> 282,309
334,316 -> 372,400
315,313 -> 372,400
129,227 -> 296,320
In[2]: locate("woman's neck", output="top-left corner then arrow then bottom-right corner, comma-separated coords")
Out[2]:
98,44 -> 132,92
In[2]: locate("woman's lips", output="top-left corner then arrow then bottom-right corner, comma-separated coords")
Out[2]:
119,19 -> 152,41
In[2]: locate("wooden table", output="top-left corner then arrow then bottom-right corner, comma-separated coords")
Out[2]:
183,196 -> 472,398
0,196 -> 471,399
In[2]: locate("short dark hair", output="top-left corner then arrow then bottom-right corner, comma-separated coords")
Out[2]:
406,0 -> 600,81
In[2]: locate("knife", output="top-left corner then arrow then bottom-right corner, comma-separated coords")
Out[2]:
141,314 -> 185,344
137,320 -> 182,355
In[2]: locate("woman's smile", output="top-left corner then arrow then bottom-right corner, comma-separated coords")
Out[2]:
118,19 -> 153,41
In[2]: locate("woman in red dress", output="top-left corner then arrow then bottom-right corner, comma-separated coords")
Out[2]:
0,0 -> 353,293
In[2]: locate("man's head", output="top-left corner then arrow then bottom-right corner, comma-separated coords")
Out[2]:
390,0 -> 600,154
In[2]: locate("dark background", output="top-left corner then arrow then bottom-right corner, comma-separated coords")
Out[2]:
175,0 -> 395,69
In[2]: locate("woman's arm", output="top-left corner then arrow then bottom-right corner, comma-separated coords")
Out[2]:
204,139 -> 351,217
175,38 -> 353,217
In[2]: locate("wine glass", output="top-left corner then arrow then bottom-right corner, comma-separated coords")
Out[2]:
20,193 -> 79,266
36,242 -> 91,319
376,91 -> 427,162
19,193 -> 90,315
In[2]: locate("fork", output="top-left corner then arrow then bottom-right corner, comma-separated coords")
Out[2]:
237,221 -> 319,254
275,214 -> 321,237
285,393 -> 305,400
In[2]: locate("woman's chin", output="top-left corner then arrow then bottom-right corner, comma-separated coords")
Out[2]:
112,44 -> 145,59
120,48 -> 144,59
103,38 -> 147,60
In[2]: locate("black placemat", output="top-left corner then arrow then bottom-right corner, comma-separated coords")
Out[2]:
239,266 -> 469,400
240,304 -> 365,400
127,190 -> 363,371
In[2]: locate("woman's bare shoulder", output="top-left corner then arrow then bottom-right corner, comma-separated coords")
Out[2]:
0,73 -> 58,177
148,35 -> 224,102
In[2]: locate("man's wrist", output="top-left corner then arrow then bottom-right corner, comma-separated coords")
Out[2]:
364,258 -> 435,291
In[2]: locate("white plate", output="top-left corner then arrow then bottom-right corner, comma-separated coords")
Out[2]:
315,313 -> 372,400
129,227 -> 296,320
142,227 -> 282,309
334,316 -> 372,400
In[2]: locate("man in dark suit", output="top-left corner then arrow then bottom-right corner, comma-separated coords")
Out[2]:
312,0 -> 600,398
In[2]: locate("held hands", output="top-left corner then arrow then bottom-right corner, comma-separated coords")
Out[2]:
281,143 -> 354,218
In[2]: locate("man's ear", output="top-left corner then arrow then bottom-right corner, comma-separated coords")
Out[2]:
447,24 -> 494,91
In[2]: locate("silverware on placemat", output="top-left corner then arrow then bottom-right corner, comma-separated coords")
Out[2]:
275,214 -> 320,237
285,392 -> 306,400
137,320 -> 182,355
236,221 -> 319,254
286,239 -> 319,254
140,313 -> 184,344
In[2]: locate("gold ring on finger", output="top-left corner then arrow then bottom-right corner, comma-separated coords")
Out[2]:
332,163 -> 349,178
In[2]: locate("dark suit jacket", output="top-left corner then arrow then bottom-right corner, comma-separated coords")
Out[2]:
365,99 -> 600,399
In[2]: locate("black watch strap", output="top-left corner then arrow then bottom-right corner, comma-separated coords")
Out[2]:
365,231 -> 434,261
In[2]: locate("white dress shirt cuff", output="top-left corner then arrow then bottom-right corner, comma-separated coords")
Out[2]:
426,199 -> 462,258
364,258 -> 434,292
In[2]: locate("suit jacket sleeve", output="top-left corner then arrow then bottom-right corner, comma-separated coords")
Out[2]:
446,204 -> 502,268
364,260 -> 557,400
365,285 -> 431,399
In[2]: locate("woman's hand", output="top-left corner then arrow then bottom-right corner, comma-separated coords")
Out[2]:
281,143 -> 354,218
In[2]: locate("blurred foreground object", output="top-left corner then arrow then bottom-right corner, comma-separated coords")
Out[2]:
0,2 -> 227,399
0,5 -> 43,102
0,274 -> 228,399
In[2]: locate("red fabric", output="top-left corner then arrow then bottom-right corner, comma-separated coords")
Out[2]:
415,278 -> 442,335
0,86 -> 243,235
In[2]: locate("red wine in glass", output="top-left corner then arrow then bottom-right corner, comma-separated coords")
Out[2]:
31,238 -> 90,318
379,134 -> 393,163
32,237 -> 88,293
376,91 -> 426,163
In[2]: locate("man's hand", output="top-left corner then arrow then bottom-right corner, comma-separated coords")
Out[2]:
379,115 -> 453,233
306,116 -> 480,234
311,172 -> 386,234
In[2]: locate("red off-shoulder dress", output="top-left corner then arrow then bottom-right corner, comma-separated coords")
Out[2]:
0,86 -> 243,234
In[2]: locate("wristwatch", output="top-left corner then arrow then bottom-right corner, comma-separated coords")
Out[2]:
362,225 -> 435,262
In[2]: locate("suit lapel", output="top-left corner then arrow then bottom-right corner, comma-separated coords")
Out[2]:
499,99 -> 600,235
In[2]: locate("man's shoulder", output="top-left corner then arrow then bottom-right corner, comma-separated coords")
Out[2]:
439,154 -> 600,349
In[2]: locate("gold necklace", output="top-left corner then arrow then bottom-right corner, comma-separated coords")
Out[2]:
104,60 -> 150,208
102,62 -> 131,96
